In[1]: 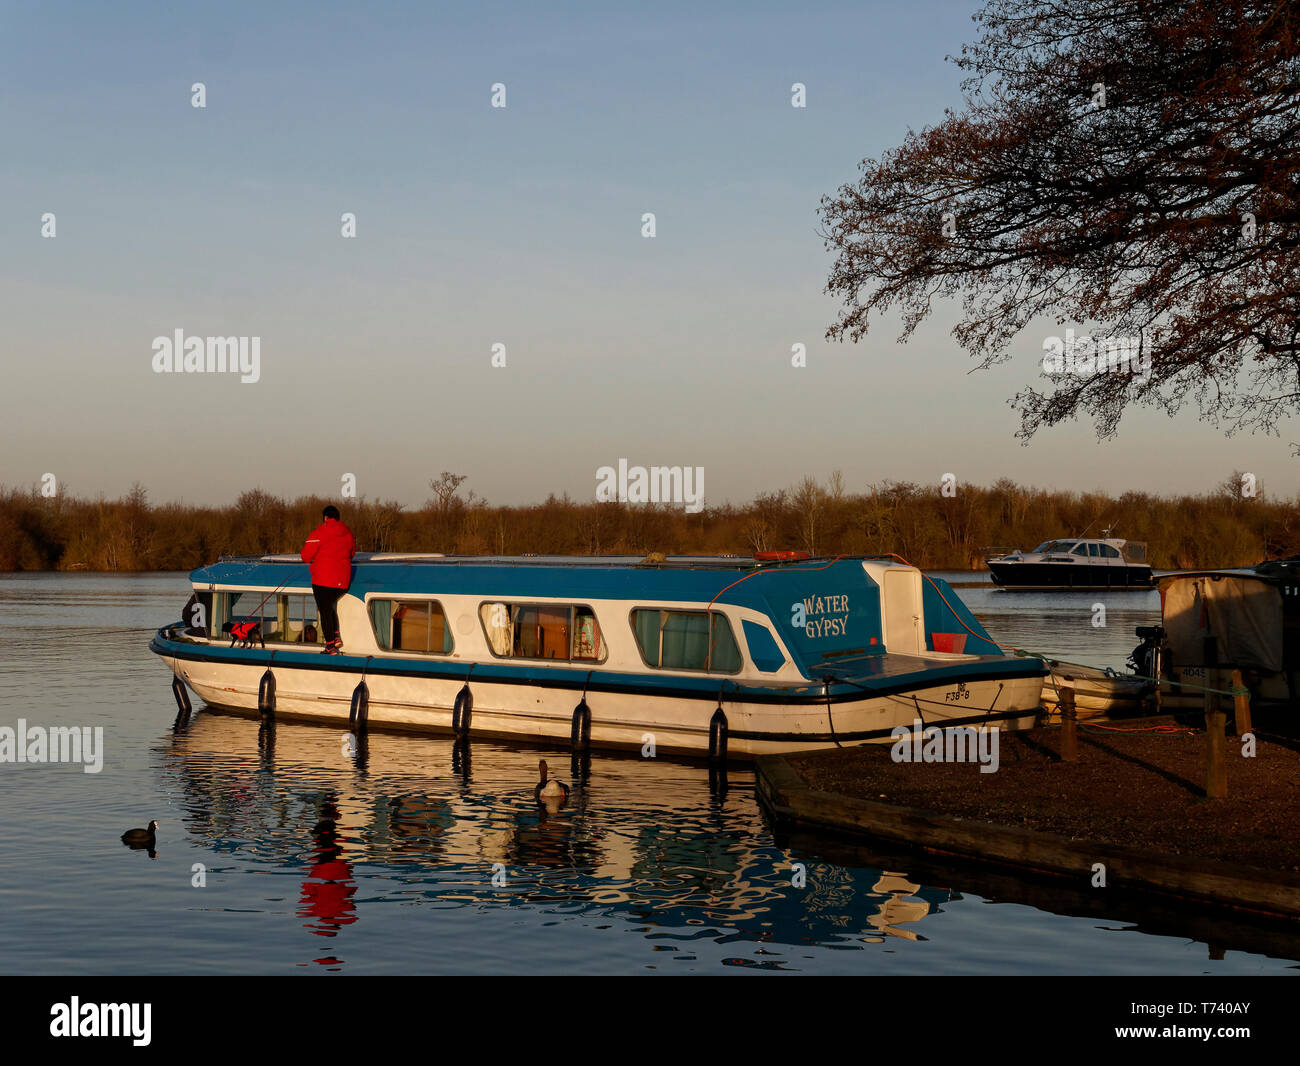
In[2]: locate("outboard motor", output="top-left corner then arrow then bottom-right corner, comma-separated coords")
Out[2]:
1129,625 -> 1165,679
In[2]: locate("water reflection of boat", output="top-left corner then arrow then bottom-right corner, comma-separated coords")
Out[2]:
157,712 -> 957,950
782,829 -> 1300,964
867,873 -> 931,940
387,795 -> 454,857
300,798 -> 358,937
152,553 -> 1046,757
156,712 -> 1300,966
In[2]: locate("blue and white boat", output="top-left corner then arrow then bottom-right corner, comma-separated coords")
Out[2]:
150,553 -> 1047,758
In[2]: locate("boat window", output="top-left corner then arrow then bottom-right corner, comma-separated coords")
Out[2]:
630,608 -> 742,673
1087,543 -> 1100,557
1099,544 -> 1120,559
370,599 -> 453,654
477,602 -> 606,662
1034,541 -> 1074,553
213,590 -> 319,644
263,593 -> 320,644
212,591 -> 243,636
573,606 -> 604,660
1071,543 -> 1091,556
742,620 -> 786,673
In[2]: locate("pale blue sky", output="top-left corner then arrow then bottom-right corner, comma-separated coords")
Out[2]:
2,0 -> 1293,507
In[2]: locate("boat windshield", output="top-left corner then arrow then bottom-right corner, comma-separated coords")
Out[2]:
1033,540 -> 1076,553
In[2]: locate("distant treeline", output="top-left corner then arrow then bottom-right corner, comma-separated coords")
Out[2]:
0,473 -> 1295,573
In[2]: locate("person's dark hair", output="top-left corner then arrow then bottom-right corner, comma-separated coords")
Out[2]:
323,505 -> 340,520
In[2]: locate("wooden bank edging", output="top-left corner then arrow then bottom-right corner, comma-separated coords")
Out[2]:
755,754 -> 1300,921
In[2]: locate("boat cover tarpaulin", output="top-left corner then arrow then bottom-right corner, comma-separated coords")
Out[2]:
1162,574 -> 1282,671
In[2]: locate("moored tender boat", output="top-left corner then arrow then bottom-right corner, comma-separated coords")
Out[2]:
986,535 -> 1153,590
151,553 -> 1047,758
1038,661 -> 1153,719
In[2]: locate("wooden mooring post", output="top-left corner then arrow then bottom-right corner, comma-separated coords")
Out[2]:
1059,686 -> 1078,762
1231,668 -> 1253,737
1203,638 -> 1227,799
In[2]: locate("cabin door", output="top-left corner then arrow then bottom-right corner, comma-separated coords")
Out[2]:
883,569 -> 923,655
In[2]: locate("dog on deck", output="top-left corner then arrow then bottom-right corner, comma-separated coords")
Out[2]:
222,620 -> 264,648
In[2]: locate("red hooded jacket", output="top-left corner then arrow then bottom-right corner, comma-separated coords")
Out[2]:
301,519 -> 356,589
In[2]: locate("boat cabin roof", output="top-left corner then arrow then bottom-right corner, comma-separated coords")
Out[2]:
194,553 -> 880,608
189,553 -> 1005,667
1032,538 -> 1141,551
219,552 -> 775,570
1157,564 -> 1293,586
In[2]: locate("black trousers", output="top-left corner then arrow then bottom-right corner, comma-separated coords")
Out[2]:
312,585 -> 345,643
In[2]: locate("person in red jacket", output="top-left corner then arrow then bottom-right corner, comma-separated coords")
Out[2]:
301,505 -> 356,654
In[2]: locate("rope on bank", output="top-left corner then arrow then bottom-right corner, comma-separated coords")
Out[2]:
1081,720 -> 1198,735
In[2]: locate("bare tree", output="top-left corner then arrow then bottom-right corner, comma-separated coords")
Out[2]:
427,472 -> 468,515
360,498 -> 404,552
821,0 -> 1300,441
1216,469 -> 1261,503
792,476 -> 828,556
743,516 -> 772,554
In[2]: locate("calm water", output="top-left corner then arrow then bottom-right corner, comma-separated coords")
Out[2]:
0,571 -> 1294,975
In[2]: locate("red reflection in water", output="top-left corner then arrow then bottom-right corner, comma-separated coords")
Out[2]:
298,811 -> 357,937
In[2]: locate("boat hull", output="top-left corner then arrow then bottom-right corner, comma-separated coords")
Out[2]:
987,561 -> 1153,590
1039,664 -> 1152,719
153,638 -> 1046,759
